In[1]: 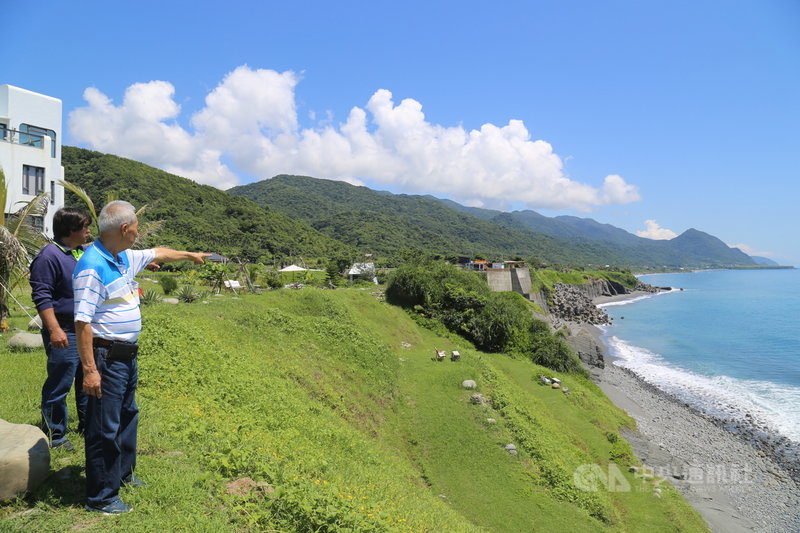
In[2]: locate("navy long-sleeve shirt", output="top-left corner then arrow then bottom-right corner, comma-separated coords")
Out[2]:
29,242 -> 86,321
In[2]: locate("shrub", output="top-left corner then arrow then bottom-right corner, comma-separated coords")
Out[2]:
325,262 -> 342,287
176,285 -> 202,303
141,289 -> 163,305
261,270 -> 283,289
529,333 -> 586,375
469,292 -> 534,354
159,275 -> 179,295
386,260 -> 586,374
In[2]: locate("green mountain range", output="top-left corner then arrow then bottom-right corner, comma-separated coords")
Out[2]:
229,174 -> 607,264
229,174 -> 756,268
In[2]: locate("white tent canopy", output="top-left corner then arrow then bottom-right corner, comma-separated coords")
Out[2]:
279,264 -> 306,272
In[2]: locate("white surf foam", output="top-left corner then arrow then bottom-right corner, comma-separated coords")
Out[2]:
597,288 -> 683,309
604,335 -> 800,443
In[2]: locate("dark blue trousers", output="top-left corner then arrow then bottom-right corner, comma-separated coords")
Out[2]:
41,324 -> 87,446
84,346 -> 139,507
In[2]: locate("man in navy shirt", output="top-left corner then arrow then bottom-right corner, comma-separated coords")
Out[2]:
29,207 -> 91,451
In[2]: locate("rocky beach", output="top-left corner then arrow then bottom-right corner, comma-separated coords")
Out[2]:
577,292 -> 800,533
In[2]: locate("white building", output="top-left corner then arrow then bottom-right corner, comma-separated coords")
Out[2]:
0,84 -> 65,237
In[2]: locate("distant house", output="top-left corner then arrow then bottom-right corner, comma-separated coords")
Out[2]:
464,260 -> 489,271
207,253 -> 229,263
348,262 -> 377,283
0,84 -> 65,237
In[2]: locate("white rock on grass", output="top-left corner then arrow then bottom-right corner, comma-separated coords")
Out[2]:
163,298 -> 180,304
462,380 -> 477,390
27,316 -> 42,331
0,419 -> 50,500
8,332 -> 43,350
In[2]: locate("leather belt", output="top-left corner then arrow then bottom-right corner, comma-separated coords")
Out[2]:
93,338 -> 114,347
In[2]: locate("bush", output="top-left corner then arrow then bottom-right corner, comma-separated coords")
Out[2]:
159,276 -> 179,295
141,289 -> 163,305
529,333 -> 586,375
386,260 -> 586,374
469,292 -> 534,353
325,262 -> 342,287
261,270 -> 283,289
176,285 -> 202,303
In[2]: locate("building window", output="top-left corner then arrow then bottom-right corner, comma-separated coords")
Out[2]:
28,215 -> 44,233
50,181 -> 55,204
22,165 -> 45,195
19,124 -> 56,158
0,122 -> 7,141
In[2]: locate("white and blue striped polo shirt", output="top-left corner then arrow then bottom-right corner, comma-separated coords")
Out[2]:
73,239 -> 155,342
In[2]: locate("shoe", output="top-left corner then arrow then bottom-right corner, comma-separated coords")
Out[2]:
85,499 -> 133,514
52,439 -> 74,452
122,474 -> 146,488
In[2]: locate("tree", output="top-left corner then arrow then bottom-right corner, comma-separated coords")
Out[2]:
0,167 -> 48,330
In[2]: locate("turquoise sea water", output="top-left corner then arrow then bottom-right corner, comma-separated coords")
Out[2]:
599,269 -> 800,443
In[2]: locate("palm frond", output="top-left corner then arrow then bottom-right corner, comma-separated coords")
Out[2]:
0,167 -> 7,228
59,180 -> 98,226
10,192 -> 49,237
134,219 -> 165,249
0,226 -> 27,267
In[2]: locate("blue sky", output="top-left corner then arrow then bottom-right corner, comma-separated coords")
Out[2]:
3,1 -> 799,264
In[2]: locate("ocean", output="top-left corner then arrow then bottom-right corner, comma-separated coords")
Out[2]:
599,268 -> 800,444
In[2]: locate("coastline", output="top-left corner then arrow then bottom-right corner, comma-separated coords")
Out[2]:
578,293 -> 800,533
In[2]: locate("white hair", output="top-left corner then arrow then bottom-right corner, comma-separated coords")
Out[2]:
98,200 -> 137,234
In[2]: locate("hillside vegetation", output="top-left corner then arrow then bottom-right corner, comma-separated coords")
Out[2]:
1,288 -> 708,532
62,147 -> 353,262
229,175 -> 632,265
231,174 -> 755,268
438,200 -> 757,268
61,147 -> 755,269
386,262 -> 585,373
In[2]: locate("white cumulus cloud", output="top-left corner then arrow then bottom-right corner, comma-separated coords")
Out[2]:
636,220 -> 678,240
68,65 -> 641,210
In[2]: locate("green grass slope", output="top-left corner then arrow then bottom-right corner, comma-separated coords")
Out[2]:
0,289 -> 708,532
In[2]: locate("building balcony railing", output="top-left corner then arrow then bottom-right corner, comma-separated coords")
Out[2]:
0,127 -> 45,149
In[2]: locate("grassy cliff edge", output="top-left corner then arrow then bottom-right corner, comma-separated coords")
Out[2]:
0,289 -> 708,532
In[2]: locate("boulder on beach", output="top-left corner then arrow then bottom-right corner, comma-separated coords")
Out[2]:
578,345 -> 605,369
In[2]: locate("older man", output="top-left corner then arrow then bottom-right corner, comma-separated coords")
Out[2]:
74,200 -> 209,514
29,207 -> 91,451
